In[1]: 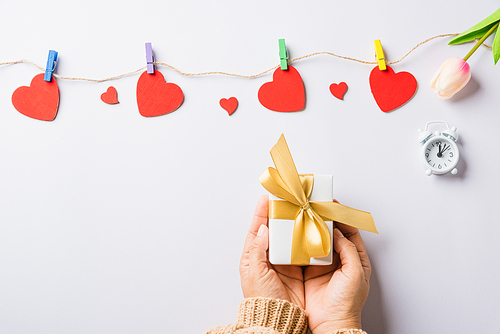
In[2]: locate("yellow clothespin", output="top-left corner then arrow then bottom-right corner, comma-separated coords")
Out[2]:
374,40 -> 386,71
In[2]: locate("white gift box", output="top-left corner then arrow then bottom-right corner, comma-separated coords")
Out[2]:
268,174 -> 333,265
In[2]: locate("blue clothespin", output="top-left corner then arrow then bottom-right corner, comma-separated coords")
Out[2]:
145,42 -> 155,74
279,39 -> 288,70
44,50 -> 58,82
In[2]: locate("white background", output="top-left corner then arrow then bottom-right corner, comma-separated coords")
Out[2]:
1,1 -> 499,333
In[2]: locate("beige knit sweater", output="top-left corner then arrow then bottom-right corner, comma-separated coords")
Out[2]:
204,297 -> 366,334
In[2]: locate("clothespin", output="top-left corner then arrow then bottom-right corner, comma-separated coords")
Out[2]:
279,39 -> 288,70
145,42 -> 155,74
44,50 -> 58,82
374,40 -> 386,71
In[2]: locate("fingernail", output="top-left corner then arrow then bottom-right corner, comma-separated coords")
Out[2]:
257,225 -> 265,237
334,228 -> 343,238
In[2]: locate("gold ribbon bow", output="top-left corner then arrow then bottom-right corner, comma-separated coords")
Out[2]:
260,134 -> 378,265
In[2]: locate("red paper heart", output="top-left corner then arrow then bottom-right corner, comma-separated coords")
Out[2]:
11,73 -> 59,121
101,86 -> 119,104
136,70 -> 184,117
258,65 -> 305,112
329,82 -> 348,100
369,66 -> 417,112
220,97 -> 238,115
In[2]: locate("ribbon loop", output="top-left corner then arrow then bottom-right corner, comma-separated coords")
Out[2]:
261,135 -> 378,265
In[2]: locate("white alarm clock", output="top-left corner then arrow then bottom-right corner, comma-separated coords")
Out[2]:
418,121 -> 459,176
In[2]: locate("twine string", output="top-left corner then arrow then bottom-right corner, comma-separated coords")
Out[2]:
0,33 -> 492,82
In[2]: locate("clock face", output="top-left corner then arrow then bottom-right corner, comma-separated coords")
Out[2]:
423,137 -> 459,173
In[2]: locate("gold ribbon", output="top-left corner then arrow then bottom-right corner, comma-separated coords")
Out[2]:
260,134 -> 378,265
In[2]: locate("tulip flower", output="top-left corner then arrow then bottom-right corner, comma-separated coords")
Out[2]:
430,57 -> 471,99
431,7 -> 500,99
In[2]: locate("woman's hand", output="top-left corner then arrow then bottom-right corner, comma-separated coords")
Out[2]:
304,224 -> 371,334
239,195 -> 305,309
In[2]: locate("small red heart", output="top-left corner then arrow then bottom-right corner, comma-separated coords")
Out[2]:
136,70 -> 184,117
369,66 -> 417,112
220,97 -> 238,115
258,65 -> 305,112
329,82 -> 348,100
11,73 -> 59,121
101,86 -> 119,104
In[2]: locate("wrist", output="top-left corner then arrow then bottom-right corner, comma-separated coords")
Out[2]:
311,320 -> 362,334
324,330 -> 366,334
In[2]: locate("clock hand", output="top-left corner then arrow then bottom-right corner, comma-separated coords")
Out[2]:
437,143 -> 443,158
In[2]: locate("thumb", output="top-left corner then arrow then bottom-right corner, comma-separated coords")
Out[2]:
248,224 -> 270,274
333,228 -> 363,275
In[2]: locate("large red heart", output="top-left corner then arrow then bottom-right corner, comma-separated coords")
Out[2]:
11,73 -> 59,121
369,66 -> 417,112
220,97 -> 238,115
329,82 -> 348,100
258,65 -> 305,112
136,70 -> 184,117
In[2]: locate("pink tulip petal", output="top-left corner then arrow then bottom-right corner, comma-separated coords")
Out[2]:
430,59 -> 449,89
430,57 -> 471,99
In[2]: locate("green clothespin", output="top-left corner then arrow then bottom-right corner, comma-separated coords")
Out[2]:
448,7 -> 500,64
279,39 -> 288,70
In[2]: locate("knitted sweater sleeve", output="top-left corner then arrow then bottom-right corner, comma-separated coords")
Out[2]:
204,297 -> 308,334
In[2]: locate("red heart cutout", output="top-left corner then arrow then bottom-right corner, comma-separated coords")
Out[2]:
101,86 -> 119,104
136,70 -> 184,117
369,66 -> 417,112
329,82 -> 348,100
220,97 -> 238,115
258,65 -> 305,112
11,73 -> 59,121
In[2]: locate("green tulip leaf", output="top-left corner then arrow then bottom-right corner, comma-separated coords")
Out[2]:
494,26 -> 500,64
449,7 -> 500,45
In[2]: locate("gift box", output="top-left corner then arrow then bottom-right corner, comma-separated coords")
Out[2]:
260,134 -> 378,266
269,174 -> 334,265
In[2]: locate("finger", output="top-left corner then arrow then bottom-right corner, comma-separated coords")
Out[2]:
333,228 -> 363,278
336,223 -> 367,255
331,200 -> 365,254
248,224 -> 270,276
242,195 -> 269,256
336,223 -> 371,279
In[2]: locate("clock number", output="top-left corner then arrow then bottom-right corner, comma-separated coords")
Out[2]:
449,152 -> 454,158
425,153 -> 429,158
436,141 -> 442,146
438,164 -> 442,169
